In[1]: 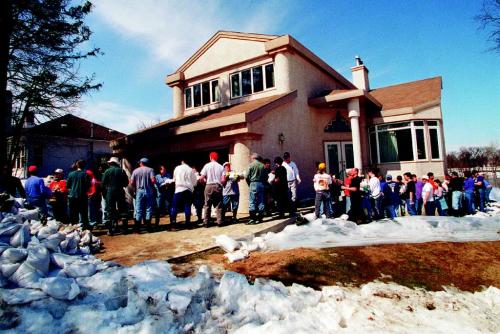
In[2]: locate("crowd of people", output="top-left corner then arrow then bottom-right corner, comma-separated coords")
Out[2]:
0,151 -> 495,235
315,167 -> 494,224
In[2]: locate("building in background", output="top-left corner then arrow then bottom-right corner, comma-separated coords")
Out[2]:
13,114 -> 124,178
111,31 -> 446,211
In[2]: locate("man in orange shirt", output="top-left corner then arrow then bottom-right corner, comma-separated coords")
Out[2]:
49,168 -> 68,223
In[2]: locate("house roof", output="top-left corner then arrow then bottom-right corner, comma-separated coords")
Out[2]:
116,91 -> 297,146
308,89 -> 382,108
26,114 -> 124,141
370,76 -> 442,111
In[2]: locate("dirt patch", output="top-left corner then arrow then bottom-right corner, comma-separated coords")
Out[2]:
225,241 -> 500,291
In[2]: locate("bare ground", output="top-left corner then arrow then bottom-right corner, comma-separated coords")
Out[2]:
171,241 -> 500,292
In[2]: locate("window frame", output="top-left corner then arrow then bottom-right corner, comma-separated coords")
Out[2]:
184,78 -> 220,110
230,63 -> 275,99
368,120 -> 440,164
427,120 -> 442,160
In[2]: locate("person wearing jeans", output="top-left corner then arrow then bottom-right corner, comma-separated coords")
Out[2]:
245,153 -> 265,224
463,171 -> 475,214
129,158 -> 156,232
313,163 -> 332,219
170,160 -> 198,228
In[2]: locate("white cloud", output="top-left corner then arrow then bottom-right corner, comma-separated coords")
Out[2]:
78,100 -> 162,135
92,0 -> 287,68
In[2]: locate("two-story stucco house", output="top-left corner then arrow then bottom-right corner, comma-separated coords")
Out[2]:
112,31 -> 446,212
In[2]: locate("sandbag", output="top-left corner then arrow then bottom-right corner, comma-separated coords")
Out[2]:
0,275 -> 8,287
9,262 -> 44,288
25,246 -> 50,276
40,277 -> 80,300
64,261 -> 96,278
1,263 -> 20,278
10,224 -> 30,248
214,234 -> 240,252
1,248 -> 28,263
17,209 -> 39,222
0,242 -> 10,254
0,221 -> 21,237
42,239 -> 60,253
50,253 -> 78,269
0,287 -> 47,305
37,225 -> 58,240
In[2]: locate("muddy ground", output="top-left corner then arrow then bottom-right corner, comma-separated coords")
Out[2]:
170,241 -> 500,292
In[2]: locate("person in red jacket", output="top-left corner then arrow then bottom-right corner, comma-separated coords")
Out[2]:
49,168 -> 68,223
86,169 -> 102,228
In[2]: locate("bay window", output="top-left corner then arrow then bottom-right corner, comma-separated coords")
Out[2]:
369,120 -> 441,164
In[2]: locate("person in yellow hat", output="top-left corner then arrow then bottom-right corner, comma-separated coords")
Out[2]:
313,162 -> 333,219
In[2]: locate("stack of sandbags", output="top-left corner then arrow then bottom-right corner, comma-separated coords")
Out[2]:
0,194 -> 109,302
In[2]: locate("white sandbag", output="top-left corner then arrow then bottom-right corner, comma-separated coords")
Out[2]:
214,234 -> 240,252
29,220 -> 43,235
0,221 -> 21,237
1,263 -> 20,278
1,248 -> 28,263
41,239 -> 60,253
10,224 -> 30,248
64,261 -> 97,278
0,242 -> 10,254
25,246 -> 50,275
79,230 -> 93,245
224,249 -> 249,263
240,241 -> 260,252
9,262 -> 44,288
40,277 -> 80,300
14,198 -> 25,208
47,268 -> 67,278
0,275 -> 8,287
17,209 -> 39,222
50,253 -> 78,269
37,225 -> 58,240
47,220 -> 60,231
0,287 -> 47,305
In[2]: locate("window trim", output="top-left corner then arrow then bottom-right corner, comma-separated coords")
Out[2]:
427,121 -> 442,161
369,120 -> 441,164
230,62 -> 275,99
184,78 -> 220,110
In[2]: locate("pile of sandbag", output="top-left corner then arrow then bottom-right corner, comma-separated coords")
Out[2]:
0,193 -> 107,302
214,234 -> 267,263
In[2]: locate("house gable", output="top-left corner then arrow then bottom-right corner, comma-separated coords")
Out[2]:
178,31 -> 277,80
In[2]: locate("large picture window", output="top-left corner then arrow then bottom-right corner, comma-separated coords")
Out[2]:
184,79 -> 220,110
369,120 -> 441,164
230,63 -> 275,98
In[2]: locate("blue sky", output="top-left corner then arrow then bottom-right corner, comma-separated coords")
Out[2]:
79,0 -> 500,151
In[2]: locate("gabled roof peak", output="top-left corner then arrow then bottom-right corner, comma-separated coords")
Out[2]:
175,31 -> 279,73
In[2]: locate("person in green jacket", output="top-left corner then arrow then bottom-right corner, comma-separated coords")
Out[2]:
101,157 -> 130,235
66,160 -> 91,229
245,153 -> 265,224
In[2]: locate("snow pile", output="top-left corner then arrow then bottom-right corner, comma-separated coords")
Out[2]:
219,201 -> 500,261
2,261 -> 499,333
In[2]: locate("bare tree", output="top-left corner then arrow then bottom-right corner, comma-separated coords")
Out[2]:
476,0 -> 500,52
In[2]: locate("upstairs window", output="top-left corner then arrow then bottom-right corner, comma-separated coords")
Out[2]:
230,63 -> 275,98
184,79 -> 220,110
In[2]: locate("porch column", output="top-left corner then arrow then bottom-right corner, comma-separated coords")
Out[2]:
172,84 -> 184,119
231,140 -> 251,214
348,98 -> 363,170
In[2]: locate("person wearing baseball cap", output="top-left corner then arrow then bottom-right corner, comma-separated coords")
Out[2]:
313,162 -> 332,219
49,168 -> 68,223
129,157 -> 156,232
24,165 -> 52,218
199,151 -> 224,227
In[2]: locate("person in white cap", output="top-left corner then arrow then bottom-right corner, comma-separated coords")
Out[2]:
421,174 -> 435,216
102,157 -> 129,235
129,157 -> 156,233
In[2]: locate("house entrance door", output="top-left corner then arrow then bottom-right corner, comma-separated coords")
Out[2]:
324,141 -> 354,178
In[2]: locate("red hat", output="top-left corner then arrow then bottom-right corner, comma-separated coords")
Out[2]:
28,165 -> 37,173
209,152 -> 218,161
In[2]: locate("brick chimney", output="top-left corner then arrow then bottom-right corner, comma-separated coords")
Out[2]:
351,55 -> 369,91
